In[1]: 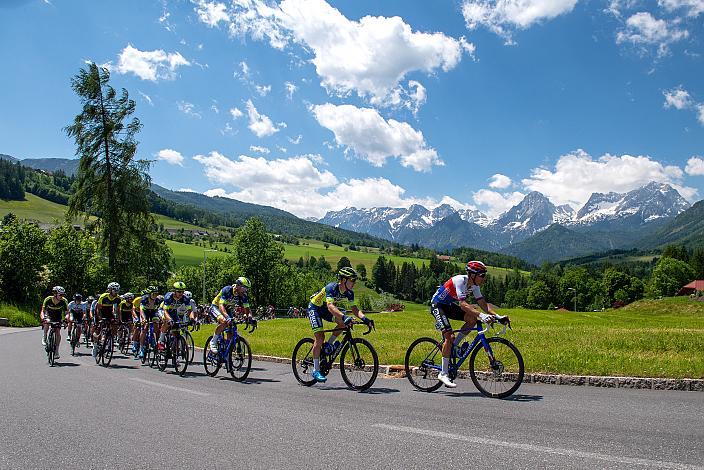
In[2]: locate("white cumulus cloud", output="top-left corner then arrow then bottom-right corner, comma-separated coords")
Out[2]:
658,0 -> 704,17
216,0 -> 473,107
462,0 -> 578,43
473,189 -> 526,218
245,100 -> 281,137
488,173 -> 512,189
112,44 -> 190,81
521,149 -> 697,206
249,145 -> 270,154
193,150 -> 468,218
177,100 -> 202,118
156,149 -> 185,166
230,107 -> 244,119
615,11 -> 689,56
685,156 -> 704,175
285,81 -> 297,100
663,86 -> 692,109
311,103 -> 443,172
193,0 -> 230,27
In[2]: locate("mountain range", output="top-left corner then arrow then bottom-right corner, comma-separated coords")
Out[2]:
319,182 -> 695,264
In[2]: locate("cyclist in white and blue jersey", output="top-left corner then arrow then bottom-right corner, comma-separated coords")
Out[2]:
307,267 -> 373,383
430,260 -> 501,388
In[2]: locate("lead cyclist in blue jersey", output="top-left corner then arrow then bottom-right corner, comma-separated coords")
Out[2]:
430,260 -> 506,388
307,267 -> 374,383
208,277 -> 254,353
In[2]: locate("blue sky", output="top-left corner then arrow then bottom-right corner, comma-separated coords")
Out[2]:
1,0 -> 703,219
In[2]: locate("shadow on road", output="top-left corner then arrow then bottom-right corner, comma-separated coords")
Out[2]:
361,387 -> 400,395
52,362 -> 81,367
503,393 -> 543,402
105,364 -> 139,370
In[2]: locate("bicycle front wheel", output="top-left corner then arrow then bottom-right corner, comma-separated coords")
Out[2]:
228,337 -> 252,381
469,337 -> 524,399
47,329 -> 56,366
184,330 -> 195,364
203,336 -> 221,377
173,336 -> 189,376
118,326 -> 130,355
291,337 -> 316,386
340,338 -> 379,391
404,337 -> 443,392
101,334 -> 114,367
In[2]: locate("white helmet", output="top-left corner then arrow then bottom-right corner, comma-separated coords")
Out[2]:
184,291 -> 192,301
107,282 -> 120,293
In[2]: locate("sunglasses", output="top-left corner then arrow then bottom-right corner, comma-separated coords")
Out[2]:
476,273 -> 487,278
175,290 -> 184,294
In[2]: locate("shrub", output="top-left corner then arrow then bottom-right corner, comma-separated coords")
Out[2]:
9,312 -> 40,327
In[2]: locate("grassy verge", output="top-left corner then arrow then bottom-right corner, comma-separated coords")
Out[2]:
0,303 -> 41,327
190,296 -> 704,379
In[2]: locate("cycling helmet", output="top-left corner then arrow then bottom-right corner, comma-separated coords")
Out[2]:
145,285 -> 157,294
234,277 -> 251,289
74,293 -> 82,301
173,281 -> 186,291
123,292 -> 134,301
338,266 -> 358,280
466,260 -> 487,275
87,296 -> 95,302
107,282 -> 120,292
52,286 -> 66,295
183,291 -> 192,300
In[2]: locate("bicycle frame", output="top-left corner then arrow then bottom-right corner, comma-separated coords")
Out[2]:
427,322 -> 498,374
314,322 -> 373,372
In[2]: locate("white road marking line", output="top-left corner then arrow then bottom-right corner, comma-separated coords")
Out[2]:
130,377 -> 209,397
373,424 -> 703,470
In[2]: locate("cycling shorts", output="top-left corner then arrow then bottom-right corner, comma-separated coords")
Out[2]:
430,302 -> 465,332
209,305 -> 230,323
307,304 -> 334,333
120,312 -> 132,323
69,311 -> 84,323
46,311 -> 63,323
98,312 -> 115,324
142,309 -> 158,321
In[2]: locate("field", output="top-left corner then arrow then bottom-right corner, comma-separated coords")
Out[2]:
167,240 -> 228,267
281,239 -> 522,279
0,194 -> 209,231
191,296 -> 704,379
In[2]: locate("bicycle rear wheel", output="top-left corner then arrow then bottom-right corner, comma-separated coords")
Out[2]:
291,337 -> 316,387
340,338 -> 379,391
118,326 -> 130,355
469,337 -> 524,399
228,337 -> 252,381
173,336 -> 189,376
71,327 -> 79,356
203,336 -> 222,377
404,337 -> 443,392
101,333 -> 114,367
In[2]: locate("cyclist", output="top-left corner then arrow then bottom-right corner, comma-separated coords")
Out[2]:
66,293 -> 86,346
88,294 -> 99,346
137,286 -> 160,359
131,291 -> 144,355
41,286 -> 69,358
430,260 -> 502,388
117,293 -> 135,353
208,277 -> 253,353
183,291 -> 199,324
157,281 -> 192,350
307,267 -> 373,383
92,282 -> 122,359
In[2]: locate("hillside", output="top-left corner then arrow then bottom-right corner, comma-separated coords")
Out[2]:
637,200 -> 704,250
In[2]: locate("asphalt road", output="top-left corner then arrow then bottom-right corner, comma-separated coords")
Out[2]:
1,327 -> 702,470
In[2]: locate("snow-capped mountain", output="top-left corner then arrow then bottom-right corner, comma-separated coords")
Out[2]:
318,182 -> 691,254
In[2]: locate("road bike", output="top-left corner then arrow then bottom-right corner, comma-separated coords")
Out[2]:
82,317 -> 92,347
178,319 -> 199,364
157,321 -> 189,376
405,318 -> 523,399
94,318 -> 115,367
69,319 -> 83,356
140,319 -> 159,367
117,321 -> 131,355
44,320 -> 64,366
203,318 -> 255,381
292,320 -> 378,391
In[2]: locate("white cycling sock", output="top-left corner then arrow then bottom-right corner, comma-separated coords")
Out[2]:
442,357 -> 449,375
453,332 -> 467,347
313,358 -> 320,372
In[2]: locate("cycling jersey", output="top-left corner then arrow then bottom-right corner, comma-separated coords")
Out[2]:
118,300 -> 133,321
211,285 -> 249,312
42,296 -> 68,322
431,275 -> 482,306
96,292 -> 121,319
67,300 -> 86,321
139,294 -> 159,319
309,282 -> 356,312
132,296 -> 142,311
161,292 -> 192,322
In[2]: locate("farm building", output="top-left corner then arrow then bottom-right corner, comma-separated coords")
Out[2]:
677,280 -> 704,296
